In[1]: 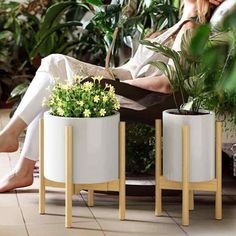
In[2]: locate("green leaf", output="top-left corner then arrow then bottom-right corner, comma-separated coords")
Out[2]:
37,1 -> 77,40
225,61 -> 236,92
149,61 -> 169,77
0,30 -> 12,40
10,81 -> 30,98
190,25 -> 210,56
223,10 -> 236,31
30,22 -> 83,58
14,19 -> 21,46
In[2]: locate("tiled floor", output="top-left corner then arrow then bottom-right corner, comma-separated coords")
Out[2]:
1,108 -> 236,236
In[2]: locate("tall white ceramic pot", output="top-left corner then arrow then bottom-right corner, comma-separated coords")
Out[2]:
43,111 -> 120,184
163,109 -> 215,182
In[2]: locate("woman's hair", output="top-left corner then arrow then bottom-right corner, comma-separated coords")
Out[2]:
180,0 -> 217,23
197,0 -> 211,23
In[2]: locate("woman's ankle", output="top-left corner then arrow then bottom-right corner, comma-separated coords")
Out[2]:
0,132 -> 19,152
15,158 -> 36,176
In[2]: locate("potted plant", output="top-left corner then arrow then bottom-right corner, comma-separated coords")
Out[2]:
142,21 -> 236,182
43,75 -> 121,184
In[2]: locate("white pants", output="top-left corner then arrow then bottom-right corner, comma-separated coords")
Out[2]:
14,54 -> 135,161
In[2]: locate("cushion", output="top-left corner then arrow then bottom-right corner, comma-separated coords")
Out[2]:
210,0 -> 236,31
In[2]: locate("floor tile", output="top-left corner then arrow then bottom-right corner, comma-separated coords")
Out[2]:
0,225 -> 28,236
87,193 -> 185,236
27,224 -> 104,236
0,206 -> 25,226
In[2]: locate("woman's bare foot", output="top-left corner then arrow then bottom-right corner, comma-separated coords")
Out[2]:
0,171 -> 33,192
0,158 -> 35,192
0,132 -> 19,153
0,115 -> 27,153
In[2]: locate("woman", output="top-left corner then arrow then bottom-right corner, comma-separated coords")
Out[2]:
0,0 -> 224,192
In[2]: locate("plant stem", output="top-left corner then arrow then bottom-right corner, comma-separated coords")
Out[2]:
173,91 -> 181,113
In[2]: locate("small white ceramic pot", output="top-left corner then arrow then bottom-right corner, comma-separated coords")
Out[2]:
43,111 -> 120,184
163,109 -> 215,182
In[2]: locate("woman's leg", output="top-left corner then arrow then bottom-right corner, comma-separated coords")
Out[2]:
0,117 -> 27,152
0,113 -> 43,192
0,54 -> 74,154
0,69 -> 52,154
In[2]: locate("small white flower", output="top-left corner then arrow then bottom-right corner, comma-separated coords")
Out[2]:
82,81 -> 93,91
99,108 -> 106,117
77,101 -> 84,106
92,75 -> 103,83
57,107 -> 64,116
83,109 -> 91,117
114,102 -> 120,110
103,95 -> 108,102
58,100 -> 63,107
94,95 -> 100,103
109,85 -> 115,93
73,75 -> 82,83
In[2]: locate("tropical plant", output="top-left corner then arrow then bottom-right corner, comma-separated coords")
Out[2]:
141,21 -> 236,121
222,10 -> 236,92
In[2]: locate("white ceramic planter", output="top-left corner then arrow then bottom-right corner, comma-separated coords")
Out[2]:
43,111 -> 120,184
163,109 -> 215,182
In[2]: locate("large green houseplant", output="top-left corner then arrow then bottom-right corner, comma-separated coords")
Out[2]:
142,27 -> 236,118
141,1 -> 236,120
141,11 -> 236,181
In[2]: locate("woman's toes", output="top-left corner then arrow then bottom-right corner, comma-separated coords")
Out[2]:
0,172 -> 33,192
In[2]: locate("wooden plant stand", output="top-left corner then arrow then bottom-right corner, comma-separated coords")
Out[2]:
155,119 -> 222,226
39,119 -> 126,228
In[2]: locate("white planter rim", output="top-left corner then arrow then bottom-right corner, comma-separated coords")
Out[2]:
163,109 -> 214,117
44,110 -> 119,120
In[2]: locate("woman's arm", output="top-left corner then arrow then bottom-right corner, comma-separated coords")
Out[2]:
124,74 -> 172,93
123,20 -> 197,93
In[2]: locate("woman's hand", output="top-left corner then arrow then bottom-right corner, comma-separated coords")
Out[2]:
209,0 -> 224,6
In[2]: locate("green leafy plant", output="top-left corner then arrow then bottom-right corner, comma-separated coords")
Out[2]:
46,76 -> 120,118
126,123 -> 155,175
141,22 -> 236,119
0,0 -> 90,104
85,0 -> 179,67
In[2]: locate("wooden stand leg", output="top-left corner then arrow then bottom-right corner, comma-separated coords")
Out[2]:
87,190 -> 94,207
189,190 -> 194,210
65,126 -> 73,228
182,125 -> 190,226
215,122 -> 222,220
39,119 -> 45,215
155,119 -> 162,216
119,122 -> 126,220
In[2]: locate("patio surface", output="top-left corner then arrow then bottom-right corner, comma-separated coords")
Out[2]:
1,109 -> 236,236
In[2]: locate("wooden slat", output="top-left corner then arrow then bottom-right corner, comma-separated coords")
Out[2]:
119,122 -> 126,220
215,122 -> 222,220
65,126 -> 73,228
39,118 -> 45,215
155,119 -> 162,216
182,125 -> 189,226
